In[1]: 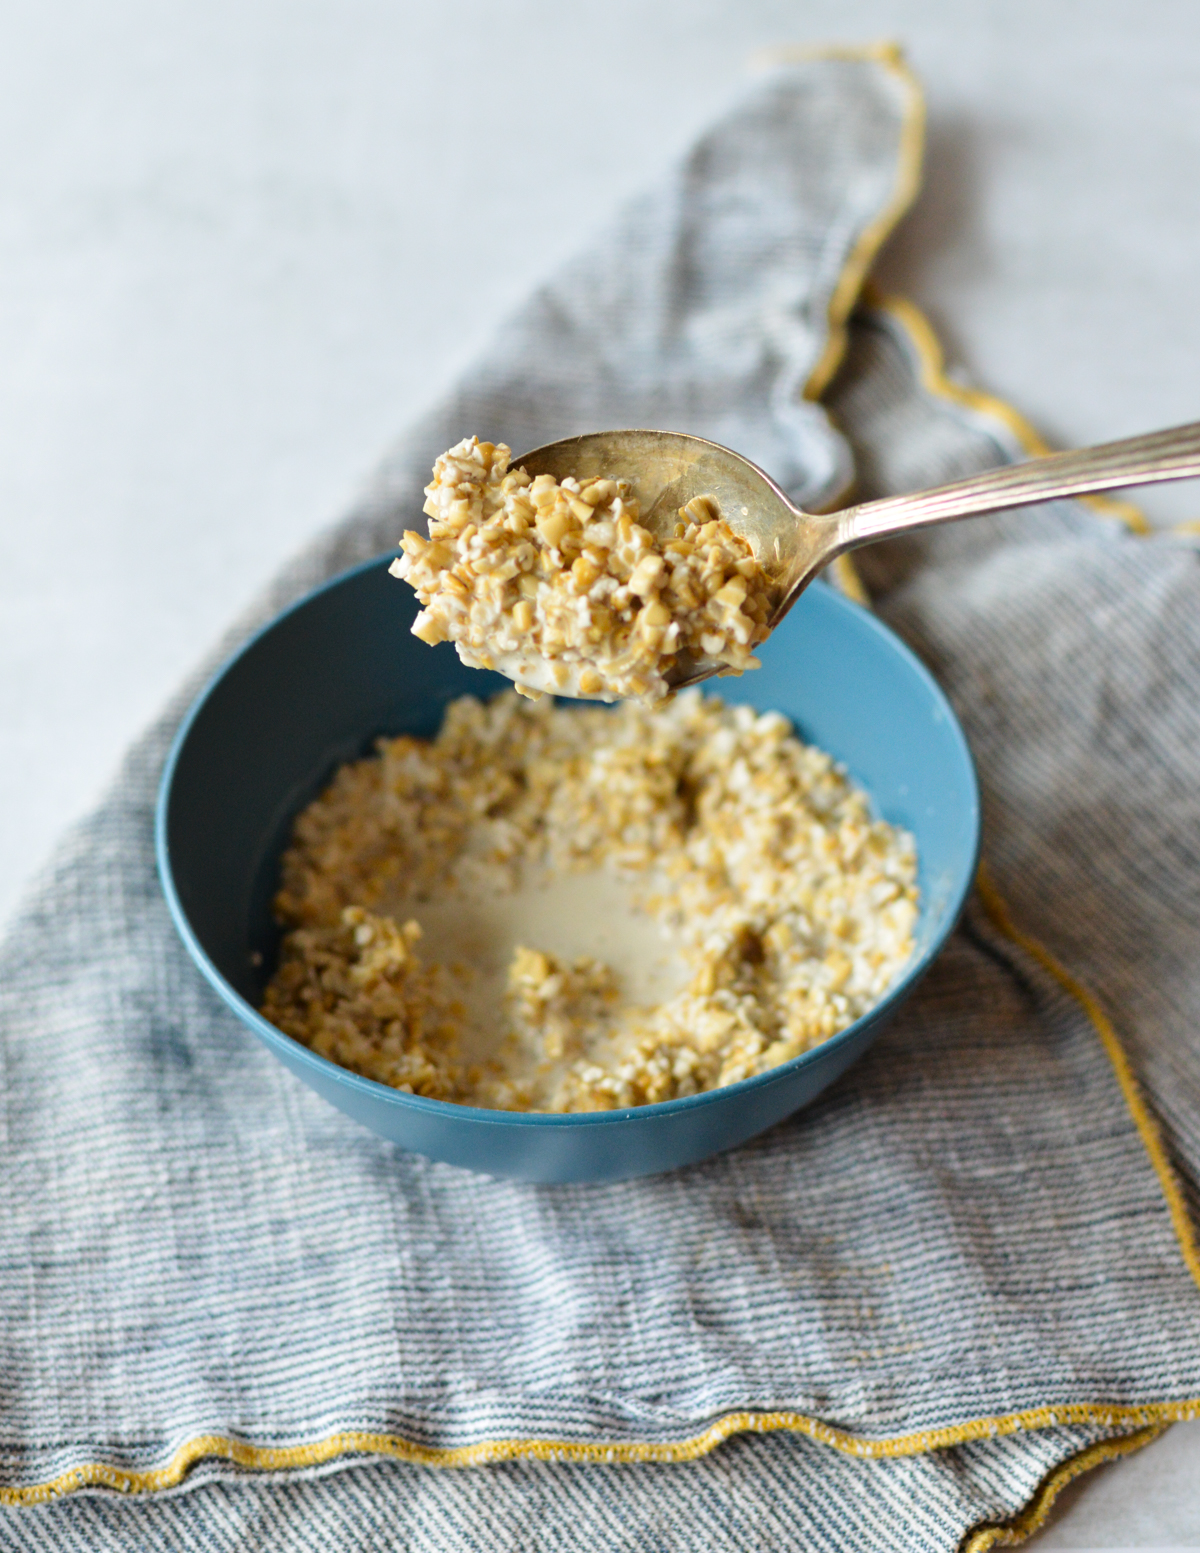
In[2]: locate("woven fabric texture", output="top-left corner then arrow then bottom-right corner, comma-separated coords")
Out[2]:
2,48 -> 1199,1552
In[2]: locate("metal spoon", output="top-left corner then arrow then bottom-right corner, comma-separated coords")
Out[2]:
515,421 -> 1200,691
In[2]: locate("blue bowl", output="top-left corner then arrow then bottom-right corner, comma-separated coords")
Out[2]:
157,557 -> 979,1182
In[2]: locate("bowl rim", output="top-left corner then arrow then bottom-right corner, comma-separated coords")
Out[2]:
156,556 -> 981,1130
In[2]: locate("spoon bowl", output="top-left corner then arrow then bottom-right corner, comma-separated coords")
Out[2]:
514,429 -> 828,691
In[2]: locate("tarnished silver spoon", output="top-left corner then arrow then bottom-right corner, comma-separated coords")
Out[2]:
516,421 -> 1200,691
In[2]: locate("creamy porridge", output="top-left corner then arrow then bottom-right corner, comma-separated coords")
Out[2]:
261,690 -> 918,1113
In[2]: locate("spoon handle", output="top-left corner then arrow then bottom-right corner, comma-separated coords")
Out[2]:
834,419 -> 1200,548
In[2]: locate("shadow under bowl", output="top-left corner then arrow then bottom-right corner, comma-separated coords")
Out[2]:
157,558 -> 979,1183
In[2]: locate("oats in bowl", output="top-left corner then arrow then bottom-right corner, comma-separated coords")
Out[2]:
260,689 -> 918,1113
390,437 -> 776,702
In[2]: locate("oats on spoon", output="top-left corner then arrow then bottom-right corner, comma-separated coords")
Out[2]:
392,437 -> 775,702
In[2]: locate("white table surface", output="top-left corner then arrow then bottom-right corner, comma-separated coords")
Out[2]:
2,1 -> 1198,1543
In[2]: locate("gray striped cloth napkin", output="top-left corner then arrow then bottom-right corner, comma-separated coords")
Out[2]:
3,46 -> 1200,1553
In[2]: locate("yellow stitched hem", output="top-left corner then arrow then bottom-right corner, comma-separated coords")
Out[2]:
977,865 -> 1200,1293
961,1423 -> 1166,1552
5,1400 -> 1200,1505
756,44 -> 927,404
862,284 -> 1152,534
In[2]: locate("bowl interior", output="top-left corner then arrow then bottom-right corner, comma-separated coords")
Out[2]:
159,557 -> 978,1119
